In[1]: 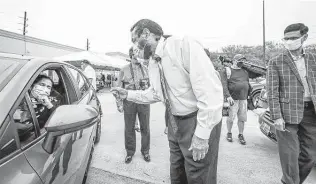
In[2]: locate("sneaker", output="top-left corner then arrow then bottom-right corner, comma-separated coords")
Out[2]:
125,155 -> 133,164
164,127 -> 168,135
143,153 -> 151,162
238,134 -> 246,145
134,127 -> 140,133
226,133 -> 233,142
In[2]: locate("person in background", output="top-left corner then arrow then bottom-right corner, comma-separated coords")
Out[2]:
111,19 -> 223,184
267,23 -> 316,184
101,73 -> 106,87
205,49 -> 231,117
81,60 -> 97,90
225,54 -> 251,145
116,46 -> 151,164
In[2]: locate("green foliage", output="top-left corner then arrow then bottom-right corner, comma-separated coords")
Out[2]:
212,42 -> 316,67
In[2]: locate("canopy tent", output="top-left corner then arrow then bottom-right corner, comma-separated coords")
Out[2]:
54,51 -> 128,71
94,53 -> 129,69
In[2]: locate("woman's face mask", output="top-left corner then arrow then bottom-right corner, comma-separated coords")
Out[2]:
31,78 -> 52,99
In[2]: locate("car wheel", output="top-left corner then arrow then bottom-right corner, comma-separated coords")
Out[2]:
252,92 -> 261,108
82,144 -> 94,184
94,121 -> 101,144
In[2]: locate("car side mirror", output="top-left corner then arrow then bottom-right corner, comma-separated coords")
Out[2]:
42,104 -> 99,154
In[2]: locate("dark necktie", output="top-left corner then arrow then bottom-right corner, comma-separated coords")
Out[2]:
154,56 -> 178,133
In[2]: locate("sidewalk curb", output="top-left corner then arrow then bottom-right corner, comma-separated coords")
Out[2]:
88,166 -> 168,184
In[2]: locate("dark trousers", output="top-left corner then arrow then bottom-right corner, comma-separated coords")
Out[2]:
167,112 -> 222,184
123,100 -> 150,156
276,108 -> 316,184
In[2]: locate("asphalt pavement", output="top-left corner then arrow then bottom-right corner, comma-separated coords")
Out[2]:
86,90 -> 316,184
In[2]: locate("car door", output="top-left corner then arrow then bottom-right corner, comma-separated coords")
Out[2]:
0,115 -> 42,184
63,65 -> 99,178
20,63 -> 81,184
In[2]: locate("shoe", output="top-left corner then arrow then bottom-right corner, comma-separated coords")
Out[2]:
134,127 -> 140,132
226,133 -> 233,142
63,167 -> 67,175
164,127 -> 168,135
143,153 -> 151,162
238,134 -> 246,145
125,155 -> 133,164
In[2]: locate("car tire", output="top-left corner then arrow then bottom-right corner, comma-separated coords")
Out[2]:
252,91 -> 261,108
94,121 -> 101,144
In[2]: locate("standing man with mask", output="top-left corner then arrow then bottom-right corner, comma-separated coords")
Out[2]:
117,46 -> 151,164
225,54 -> 251,145
111,19 -> 223,184
267,23 -> 316,184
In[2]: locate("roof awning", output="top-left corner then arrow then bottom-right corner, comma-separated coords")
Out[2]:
54,51 -> 128,71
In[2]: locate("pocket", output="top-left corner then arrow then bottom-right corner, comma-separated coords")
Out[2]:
279,97 -> 290,103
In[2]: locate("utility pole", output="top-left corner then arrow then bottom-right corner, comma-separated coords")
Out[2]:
23,11 -> 28,35
263,0 -> 266,65
19,11 -> 28,55
86,38 -> 90,51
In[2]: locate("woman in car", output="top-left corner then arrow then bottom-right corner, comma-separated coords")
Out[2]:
20,74 -> 61,129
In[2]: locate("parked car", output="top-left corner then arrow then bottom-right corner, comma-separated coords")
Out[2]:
0,54 -> 102,184
256,85 -> 269,109
249,79 -> 266,108
255,83 -> 277,142
258,108 -> 277,142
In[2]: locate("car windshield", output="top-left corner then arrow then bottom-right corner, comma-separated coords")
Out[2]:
0,58 -> 27,92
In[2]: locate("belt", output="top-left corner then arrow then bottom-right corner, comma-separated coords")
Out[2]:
174,111 -> 198,120
304,101 -> 314,110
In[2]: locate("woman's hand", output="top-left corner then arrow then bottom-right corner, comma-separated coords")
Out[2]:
38,95 -> 54,109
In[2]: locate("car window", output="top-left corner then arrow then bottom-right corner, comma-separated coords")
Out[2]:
0,117 -> 18,160
41,70 -> 59,85
13,97 -> 38,147
67,67 -> 90,99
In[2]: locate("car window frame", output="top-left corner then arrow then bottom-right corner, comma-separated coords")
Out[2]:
0,115 -> 21,164
9,93 -> 42,151
63,65 -> 91,101
7,62 -> 72,150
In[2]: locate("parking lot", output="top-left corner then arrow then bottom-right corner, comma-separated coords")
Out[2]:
86,91 -> 316,184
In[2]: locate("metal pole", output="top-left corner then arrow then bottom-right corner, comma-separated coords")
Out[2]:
23,11 -> 27,36
263,0 -> 266,65
23,11 -> 27,55
87,39 -> 88,51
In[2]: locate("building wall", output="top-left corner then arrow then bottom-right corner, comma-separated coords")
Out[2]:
0,29 -> 84,58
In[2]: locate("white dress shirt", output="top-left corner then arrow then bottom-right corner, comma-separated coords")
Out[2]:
127,36 -> 223,139
290,50 -> 312,101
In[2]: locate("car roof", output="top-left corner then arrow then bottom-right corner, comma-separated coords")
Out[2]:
0,55 -> 68,127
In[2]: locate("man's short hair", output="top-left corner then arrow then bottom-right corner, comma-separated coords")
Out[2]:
130,19 -> 164,37
284,23 -> 309,35
82,60 -> 91,65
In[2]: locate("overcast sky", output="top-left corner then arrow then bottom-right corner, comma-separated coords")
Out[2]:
1,0 -> 316,54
